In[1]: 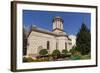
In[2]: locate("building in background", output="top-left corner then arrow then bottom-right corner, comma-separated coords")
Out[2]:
69,35 -> 76,48
26,16 -> 76,57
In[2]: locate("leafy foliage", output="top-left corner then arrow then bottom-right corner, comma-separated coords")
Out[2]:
52,49 -> 61,56
39,49 -> 48,56
23,57 -> 34,62
76,23 -> 91,55
62,49 -> 68,55
70,48 -> 76,55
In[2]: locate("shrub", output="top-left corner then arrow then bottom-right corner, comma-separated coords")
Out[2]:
23,57 -> 28,62
27,57 -> 34,62
70,48 -> 81,60
23,57 -> 34,62
52,49 -> 61,56
70,48 -> 75,55
69,47 -> 79,55
62,49 -> 68,55
39,49 -> 48,56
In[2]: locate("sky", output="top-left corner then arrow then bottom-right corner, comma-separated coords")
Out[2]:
23,10 -> 91,35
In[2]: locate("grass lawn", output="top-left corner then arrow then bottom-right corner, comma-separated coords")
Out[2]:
81,54 -> 91,60
70,54 -> 91,60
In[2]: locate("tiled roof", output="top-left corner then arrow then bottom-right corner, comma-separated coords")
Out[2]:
31,26 -> 67,36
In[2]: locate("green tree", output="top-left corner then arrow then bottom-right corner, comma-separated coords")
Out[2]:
39,49 -> 48,56
76,23 -> 91,55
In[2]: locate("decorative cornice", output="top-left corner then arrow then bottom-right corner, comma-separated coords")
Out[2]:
52,28 -> 63,32
27,28 -> 70,39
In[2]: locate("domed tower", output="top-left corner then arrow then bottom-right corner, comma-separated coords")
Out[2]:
52,16 -> 64,34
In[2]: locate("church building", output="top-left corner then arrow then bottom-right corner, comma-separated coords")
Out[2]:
27,16 -> 76,56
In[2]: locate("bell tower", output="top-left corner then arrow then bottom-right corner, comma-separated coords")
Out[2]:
52,16 -> 64,34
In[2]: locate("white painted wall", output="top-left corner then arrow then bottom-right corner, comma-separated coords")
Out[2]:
27,30 -> 56,54
27,30 -> 70,55
0,0 -> 99,73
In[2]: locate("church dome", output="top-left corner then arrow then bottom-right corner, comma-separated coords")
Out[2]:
54,16 -> 61,19
53,16 -> 64,23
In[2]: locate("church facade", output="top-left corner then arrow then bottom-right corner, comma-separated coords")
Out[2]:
27,16 -> 76,56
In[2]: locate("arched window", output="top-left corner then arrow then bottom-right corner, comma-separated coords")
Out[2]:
65,42 -> 67,49
47,41 -> 50,50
